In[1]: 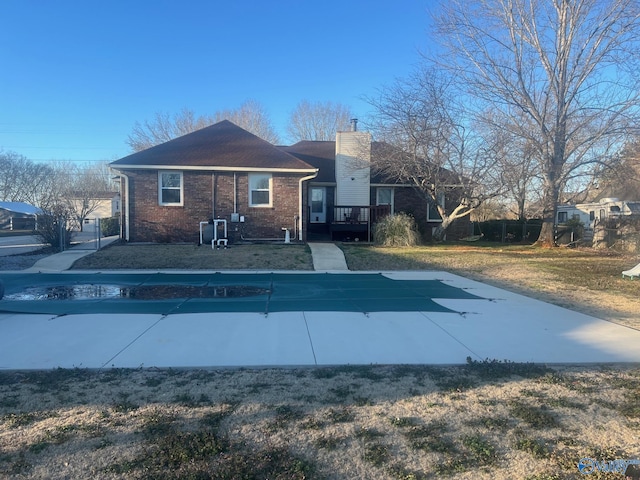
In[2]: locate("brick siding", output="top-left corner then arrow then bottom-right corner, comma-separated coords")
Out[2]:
122,170 -> 305,243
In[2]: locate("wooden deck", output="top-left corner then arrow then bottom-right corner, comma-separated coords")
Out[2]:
328,205 -> 390,241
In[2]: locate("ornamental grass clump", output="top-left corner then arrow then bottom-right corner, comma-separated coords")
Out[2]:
373,213 -> 421,247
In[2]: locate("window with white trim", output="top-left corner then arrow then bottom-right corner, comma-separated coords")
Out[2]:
427,192 -> 444,222
158,171 -> 183,206
249,173 -> 272,207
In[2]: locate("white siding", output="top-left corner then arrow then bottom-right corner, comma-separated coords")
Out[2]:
335,131 -> 371,206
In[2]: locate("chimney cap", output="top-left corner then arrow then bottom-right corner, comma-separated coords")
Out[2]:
350,118 -> 358,131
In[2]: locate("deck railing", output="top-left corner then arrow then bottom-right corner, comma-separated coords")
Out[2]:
329,205 -> 391,241
332,205 -> 390,225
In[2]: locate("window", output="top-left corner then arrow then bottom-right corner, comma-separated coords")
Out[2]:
311,188 -> 324,213
376,188 -> 393,206
158,171 -> 183,206
558,211 -> 568,223
249,173 -> 272,207
427,192 -> 444,222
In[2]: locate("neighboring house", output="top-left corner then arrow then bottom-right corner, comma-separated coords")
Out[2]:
0,201 -> 42,230
66,192 -> 121,229
109,120 -> 470,244
557,197 -> 640,228
556,197 -> 640,244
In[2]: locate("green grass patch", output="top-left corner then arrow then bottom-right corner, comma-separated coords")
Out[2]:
354,427 -> 386,442
461,434 -> 498,466
465,415 -> 511,432
363,443 -> 391,468
314,434 -> 342,450
465,357 -> 553,380
508,401 -> 560,429
514,437 -> 551,459
325,406 -> 355,424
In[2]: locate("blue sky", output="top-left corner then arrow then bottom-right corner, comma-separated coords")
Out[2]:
0,1 -> 434,164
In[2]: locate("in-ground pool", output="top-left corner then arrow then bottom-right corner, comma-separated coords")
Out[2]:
0,272 -> 484,315
4,284 -> 271,301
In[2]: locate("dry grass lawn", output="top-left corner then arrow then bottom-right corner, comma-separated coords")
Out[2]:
72,242 -> 314,271
341,243 -> 640,330
2,241 -> 639,480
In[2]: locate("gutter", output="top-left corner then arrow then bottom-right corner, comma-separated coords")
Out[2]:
111,164 -> 317,174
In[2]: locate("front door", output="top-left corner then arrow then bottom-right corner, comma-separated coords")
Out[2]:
310,187 -> 326,223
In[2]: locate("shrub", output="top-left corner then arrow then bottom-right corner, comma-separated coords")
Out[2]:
373,213 -> 421,247
35,211 -> 73,251
101,216 -> 120,237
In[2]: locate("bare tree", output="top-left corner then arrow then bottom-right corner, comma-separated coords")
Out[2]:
28,162 -> 75,249
127,100 -> 279,152
367,69 -> 506,240
126,108 -> 214,152
594,138 -> 640,200
481,113 -> 542,220
433,0 -> 640,246
0,151 -> 59,207
0,152 -> 95,247
62,163 -> 117,231
0,151 -> 30,201
213,99 -> 280,144
287,100 -> 354,142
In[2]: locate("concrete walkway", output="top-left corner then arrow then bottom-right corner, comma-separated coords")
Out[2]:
25,236 -> 120,272
307,242 -> 349,271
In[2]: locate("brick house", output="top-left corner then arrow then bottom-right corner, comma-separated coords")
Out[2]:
110,120 -> 469,243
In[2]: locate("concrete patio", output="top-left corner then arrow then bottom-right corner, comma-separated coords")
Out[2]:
1,269 -> 639,370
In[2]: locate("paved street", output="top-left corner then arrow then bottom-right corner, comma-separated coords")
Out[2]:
0,235 -> 46,257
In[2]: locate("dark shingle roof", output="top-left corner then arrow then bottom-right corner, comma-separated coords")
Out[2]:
111,120 -> 316,171
280,141 -> 336,182
281,140 -> 410,185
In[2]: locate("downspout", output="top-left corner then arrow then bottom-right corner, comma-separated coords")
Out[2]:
119,172 -> 130,241
298,171 -> 319,241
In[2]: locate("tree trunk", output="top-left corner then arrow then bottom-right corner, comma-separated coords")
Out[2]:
432,215 -> 455,242
536,174 -> 561,247
432,225 -> 447,242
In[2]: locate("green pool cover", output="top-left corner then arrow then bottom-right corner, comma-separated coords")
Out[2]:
0,272 -> 482,315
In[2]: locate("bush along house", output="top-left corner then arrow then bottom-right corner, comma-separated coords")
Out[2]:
110,120 -> 469,244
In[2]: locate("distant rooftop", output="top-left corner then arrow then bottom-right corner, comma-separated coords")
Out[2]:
0,201 -> 42,215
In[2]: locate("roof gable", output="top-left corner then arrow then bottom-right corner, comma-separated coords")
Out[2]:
111,120 -> 315,171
